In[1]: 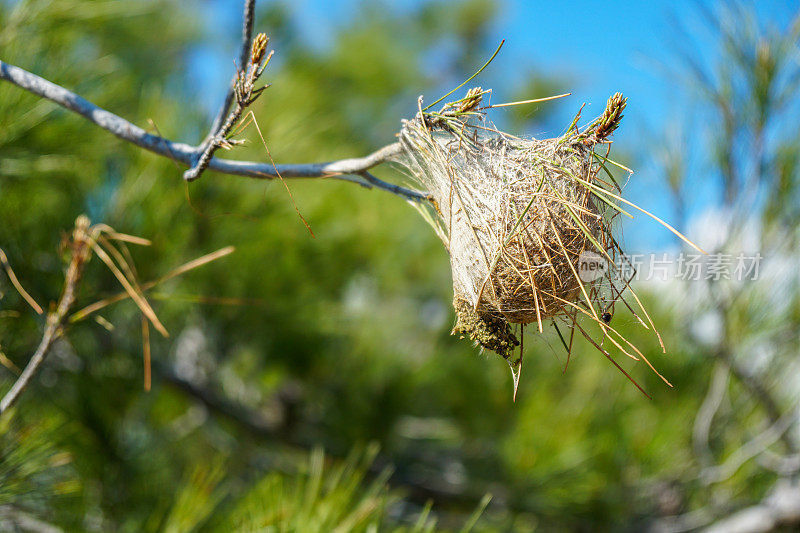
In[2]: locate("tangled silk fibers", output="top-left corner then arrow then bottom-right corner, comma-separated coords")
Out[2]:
398,115 -> 615,357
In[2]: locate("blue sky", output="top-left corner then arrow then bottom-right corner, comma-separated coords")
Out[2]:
193,0 -> 797,251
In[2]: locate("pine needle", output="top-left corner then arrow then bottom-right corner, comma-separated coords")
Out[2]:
88,239 -> 169,338
141,316 -> 151,392
0,248 -> 43,315
486,92 -> 571,109
423,39 -> 505,112
70,246 -> 235,322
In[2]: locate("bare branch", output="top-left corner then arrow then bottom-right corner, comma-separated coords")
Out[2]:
0,216 -> 93,414
649,508 -> 714,533
702,479 -> 800,533
758,450 -> 800,476
650,479 -> 800,533
0,505 -> 63,533
700,407 -> 799,485
692,361 -> 730,468
161,365 -> 282,439
184,0 -> 257,182
0,60 -> 423,200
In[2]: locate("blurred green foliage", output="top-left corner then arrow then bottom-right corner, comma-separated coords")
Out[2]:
1,1 -> 798,531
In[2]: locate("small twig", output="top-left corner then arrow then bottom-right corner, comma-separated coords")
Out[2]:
359,171 -> 431,202
0,60 -> 420,198
0,216 -> 93,414
184,0 -> 258,182
208,0 -> 256,136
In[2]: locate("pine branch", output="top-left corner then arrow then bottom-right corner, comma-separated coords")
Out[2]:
0,216 -> 93,414
0,61 -> 423,201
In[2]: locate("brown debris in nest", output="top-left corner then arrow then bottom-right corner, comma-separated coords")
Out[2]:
470,138 -> 607,325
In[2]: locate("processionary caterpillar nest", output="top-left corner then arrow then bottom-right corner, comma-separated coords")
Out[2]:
396,88 -> 674,396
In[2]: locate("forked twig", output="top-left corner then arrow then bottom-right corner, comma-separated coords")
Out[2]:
0,219 -> 236,413
184,2 -> 266,182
